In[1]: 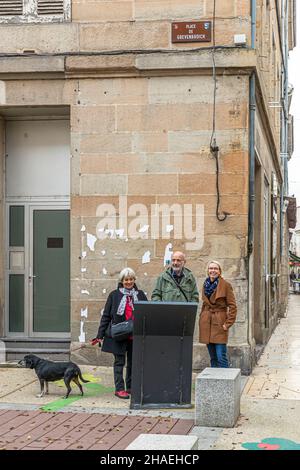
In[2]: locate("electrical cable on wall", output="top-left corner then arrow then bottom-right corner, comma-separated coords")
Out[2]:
0,45 -> 237,59
210,0 -> 228,222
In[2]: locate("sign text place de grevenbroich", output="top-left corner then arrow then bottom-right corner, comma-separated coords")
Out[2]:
172,21 -> 212,43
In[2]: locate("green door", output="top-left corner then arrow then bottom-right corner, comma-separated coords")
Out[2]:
33,210 -> 70,333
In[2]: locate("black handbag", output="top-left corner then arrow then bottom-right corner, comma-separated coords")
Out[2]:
111,320 -> 133,341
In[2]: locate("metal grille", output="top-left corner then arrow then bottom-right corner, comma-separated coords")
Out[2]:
37,0 -> 64,15
0,0 -> 23,15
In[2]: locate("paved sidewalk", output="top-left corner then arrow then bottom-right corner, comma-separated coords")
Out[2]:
2,295 -> 300,450
213,294 -> 300,450
0,409 -> 194,450
0,363 -> 205,450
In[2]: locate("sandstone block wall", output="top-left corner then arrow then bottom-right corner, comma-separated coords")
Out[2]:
70,74 -> 250,358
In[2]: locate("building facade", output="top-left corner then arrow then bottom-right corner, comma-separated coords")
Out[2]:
0,0 -> 296,373
290,205 -> 300,258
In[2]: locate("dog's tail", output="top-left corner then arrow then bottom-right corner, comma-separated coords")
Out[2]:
78,371 -> 90,383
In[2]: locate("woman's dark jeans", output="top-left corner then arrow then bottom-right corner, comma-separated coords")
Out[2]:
207,343 -> 229,368
113,340 -> 133,391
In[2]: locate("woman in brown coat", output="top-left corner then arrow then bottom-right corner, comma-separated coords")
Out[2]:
199,260 -> 237,368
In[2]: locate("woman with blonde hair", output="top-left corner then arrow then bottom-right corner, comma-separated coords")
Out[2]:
91,268 -> 147,399
199,261 -> 237,368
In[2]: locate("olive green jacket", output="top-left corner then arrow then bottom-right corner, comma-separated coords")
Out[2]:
151,267 -> 199,303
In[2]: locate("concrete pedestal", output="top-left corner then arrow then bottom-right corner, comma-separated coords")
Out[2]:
195,367 -> 241,427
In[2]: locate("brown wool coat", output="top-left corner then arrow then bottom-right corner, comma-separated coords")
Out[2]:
199,277 -> 237,345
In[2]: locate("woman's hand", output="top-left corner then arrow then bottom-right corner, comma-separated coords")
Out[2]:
90,338 -> 102,346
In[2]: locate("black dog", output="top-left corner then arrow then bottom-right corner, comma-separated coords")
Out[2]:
18,354 -> 90,399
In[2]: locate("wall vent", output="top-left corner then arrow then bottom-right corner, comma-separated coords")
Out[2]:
0,0 -> 23,16
37,0 -> 64,15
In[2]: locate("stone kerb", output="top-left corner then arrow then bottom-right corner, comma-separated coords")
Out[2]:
195,367 -> 241,428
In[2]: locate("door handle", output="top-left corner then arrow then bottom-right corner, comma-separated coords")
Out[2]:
29,266 -> 37,281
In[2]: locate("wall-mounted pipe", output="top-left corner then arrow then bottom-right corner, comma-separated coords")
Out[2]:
248,73 -> 256,255
251,0 -> 256,49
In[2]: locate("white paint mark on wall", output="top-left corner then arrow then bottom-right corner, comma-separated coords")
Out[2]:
87,233 -> 97,251
115,229 -> 125,238
102,268 -> 107,275
78,321 -> 86,343
142,251 -> 151,264
164,243 -> 173,266
82,251 -> 87,259
81,268 -> 87,273
81,289 -> 90,295
166,225 -> 174,233
139,225 -> 149,233
103,288 -> 107,294
105,229 -> 114,238
101,250 -> 106,256
81,225 -> 86,232
144,272 -> 148,276
81,307 -> 88,318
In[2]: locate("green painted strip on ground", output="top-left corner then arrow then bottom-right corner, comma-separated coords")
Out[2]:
40,382 -> 115,412
41,395 -> 82,412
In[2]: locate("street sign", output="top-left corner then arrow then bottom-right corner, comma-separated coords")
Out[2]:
172,21 -> 212,43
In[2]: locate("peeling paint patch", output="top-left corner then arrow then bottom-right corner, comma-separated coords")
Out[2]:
139,225 -> 149,233
102,268 -> 107,275
115,229 -> 125,238
142,251 -> 151,264
242,438 -> 300,450
166,225 -> 174,233
105,229 -> 115,238
78,321 -> 85,343
164,243 -> 173,266
81,267 -> 87,273
81,307 -> 88,318
87,233 -> 97,251
101,250 -> 106,256
81,225 -> 86,232
81,289 -> 90,295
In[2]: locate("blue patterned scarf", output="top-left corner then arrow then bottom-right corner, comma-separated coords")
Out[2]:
204,277 -> 219,298
117,288 -> 139,316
